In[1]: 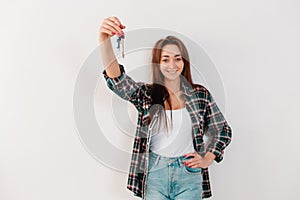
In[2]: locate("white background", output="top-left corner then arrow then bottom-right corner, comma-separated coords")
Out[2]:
1,0 -> 300,199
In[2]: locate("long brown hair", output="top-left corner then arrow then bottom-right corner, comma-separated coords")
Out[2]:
148,35 -> 196,133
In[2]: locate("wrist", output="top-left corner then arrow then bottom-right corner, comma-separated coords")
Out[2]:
205,152 -> 216,162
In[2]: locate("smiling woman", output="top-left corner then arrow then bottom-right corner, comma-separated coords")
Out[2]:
99,16 -> 232,200
159,45 -> 184,81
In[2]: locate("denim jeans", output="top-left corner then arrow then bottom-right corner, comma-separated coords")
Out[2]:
145,151 -> 203,200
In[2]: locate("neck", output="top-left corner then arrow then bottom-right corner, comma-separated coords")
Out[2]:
164,77 -> 181,94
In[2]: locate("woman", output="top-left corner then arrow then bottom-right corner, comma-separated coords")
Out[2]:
99,16 -> 232,200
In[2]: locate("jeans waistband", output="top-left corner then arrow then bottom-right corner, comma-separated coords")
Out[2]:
149,151 -> 192,167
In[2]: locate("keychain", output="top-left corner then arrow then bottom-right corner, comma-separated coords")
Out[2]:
116,33 -> 125,59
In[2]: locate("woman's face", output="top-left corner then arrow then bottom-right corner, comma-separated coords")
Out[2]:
159,44 -> 184,81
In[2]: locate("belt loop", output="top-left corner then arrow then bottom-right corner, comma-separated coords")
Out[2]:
154,154 -> 160,166
179,156 -> 184,167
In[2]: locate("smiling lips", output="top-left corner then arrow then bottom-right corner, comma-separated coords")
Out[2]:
166,69 -> 178,74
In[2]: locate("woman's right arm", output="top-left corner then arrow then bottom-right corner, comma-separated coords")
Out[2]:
98,17 -> 149,112
98,16 -> 125,78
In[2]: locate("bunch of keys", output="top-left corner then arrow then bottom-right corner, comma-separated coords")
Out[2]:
116,34 -> 125,59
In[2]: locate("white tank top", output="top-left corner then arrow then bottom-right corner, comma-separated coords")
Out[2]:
149,107 -> 195,157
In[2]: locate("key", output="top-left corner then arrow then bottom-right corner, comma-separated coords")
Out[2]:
116,34 -> 125,59
121,35 -> 125,59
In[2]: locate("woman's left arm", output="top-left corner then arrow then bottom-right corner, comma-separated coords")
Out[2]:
184,89 -> 232,169
203,90 -> 232,163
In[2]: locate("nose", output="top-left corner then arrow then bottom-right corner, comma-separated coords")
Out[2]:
167,60 -> 177,69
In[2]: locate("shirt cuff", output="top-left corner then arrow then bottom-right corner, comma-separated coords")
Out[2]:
208,147 -> 223,163
102,64 -> 126,89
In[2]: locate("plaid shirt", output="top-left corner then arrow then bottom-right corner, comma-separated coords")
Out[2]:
102,64 -> 232,199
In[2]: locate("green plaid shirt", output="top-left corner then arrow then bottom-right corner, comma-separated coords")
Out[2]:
102,64 -> 232,199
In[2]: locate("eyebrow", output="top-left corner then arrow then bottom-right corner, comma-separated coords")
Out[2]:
161,54 -> 181,58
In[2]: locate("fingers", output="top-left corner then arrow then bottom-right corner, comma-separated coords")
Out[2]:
98,16 -> 123,44
183,153 -> 195,158
184,157 -> 201,164
106,16 -> 125,35
183,152 -> 202,166
183,151 -> 199,158
100,26 -> 115,36
185,160 -> 200,167
105,19 -> 123,35
107,16 -> 124,28
102,24 -> 118,35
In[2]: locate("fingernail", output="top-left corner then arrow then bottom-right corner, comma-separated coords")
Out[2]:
120,24 -> 126,29
112,32 -> 115,35
118,31 -> 124,36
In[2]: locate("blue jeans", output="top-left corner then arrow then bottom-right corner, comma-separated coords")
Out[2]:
145,151 -> 203,200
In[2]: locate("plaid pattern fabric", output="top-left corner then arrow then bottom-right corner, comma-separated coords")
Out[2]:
102,64 -> 232,199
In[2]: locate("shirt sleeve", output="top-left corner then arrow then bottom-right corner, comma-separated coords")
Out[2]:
204,90 -> 232,163
102,63 -> 148,112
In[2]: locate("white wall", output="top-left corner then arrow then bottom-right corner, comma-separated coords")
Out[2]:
1,0 -> 299,199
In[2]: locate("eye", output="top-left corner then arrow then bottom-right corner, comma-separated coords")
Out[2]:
176,58 -> 182,61
161,59 -> 168,62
